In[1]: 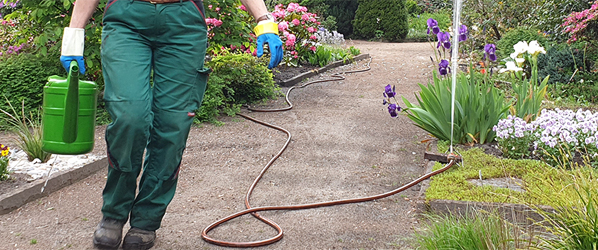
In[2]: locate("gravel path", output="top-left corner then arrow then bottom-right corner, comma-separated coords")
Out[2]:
0,41 -> 435,250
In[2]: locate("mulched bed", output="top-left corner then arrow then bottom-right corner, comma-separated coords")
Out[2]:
272,64 -> 319,85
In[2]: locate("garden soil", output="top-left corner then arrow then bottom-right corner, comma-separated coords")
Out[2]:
0,41 -> 439,250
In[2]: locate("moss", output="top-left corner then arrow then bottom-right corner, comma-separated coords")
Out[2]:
426,147 -> 598,207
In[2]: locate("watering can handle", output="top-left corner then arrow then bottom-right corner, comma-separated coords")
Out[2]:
62,61 -> 80,143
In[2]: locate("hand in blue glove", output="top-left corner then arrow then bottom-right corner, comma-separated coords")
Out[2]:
256,33 -> 283,69
60,56 -> 86,75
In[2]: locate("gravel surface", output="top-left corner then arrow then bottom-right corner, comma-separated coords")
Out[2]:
0,41 -> 435,250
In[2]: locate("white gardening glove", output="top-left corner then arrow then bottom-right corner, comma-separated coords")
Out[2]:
60,27 -> 86,74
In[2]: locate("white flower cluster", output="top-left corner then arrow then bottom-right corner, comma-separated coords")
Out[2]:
533,109 -> 598,149
314,28 -> 345,46
494,109 -> 598,150
499,40 -> 546,74
494,115 -> 535,139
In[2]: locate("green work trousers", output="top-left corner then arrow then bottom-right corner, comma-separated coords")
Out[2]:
100,0 -> 209,231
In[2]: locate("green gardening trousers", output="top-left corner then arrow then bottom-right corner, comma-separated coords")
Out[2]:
100,0 -> 209,231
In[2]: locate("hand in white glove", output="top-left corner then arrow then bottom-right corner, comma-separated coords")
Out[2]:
60,27 -> 86,74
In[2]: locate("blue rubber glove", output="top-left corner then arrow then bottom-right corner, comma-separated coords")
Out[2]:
256,33 -> 283,69
60,55 -> 86,75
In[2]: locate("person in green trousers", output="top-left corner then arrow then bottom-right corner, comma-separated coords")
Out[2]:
59,0 -> 282,249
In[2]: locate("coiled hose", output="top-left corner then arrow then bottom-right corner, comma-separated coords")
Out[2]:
201,58 -> 458,247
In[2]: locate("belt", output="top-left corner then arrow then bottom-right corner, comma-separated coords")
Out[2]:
137,0 -> 189,4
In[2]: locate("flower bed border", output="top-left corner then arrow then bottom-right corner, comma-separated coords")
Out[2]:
415,159 -> 555,224
0,158 -> 107,215
279,53 -> 371,87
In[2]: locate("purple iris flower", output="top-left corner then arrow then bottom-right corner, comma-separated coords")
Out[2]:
383,84 -> 396,98
458,25 -> 468,42
437,32 -> 451,49
484,44 -> 497,61
438,59 -> 450,76
388,103 -> 400,117
427,18 -> 440,35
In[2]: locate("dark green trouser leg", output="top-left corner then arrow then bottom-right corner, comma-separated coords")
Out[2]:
100,0 -> 209,230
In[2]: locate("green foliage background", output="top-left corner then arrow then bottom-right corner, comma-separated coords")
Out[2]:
0,51 -> 63,122
353,0 -> 409,42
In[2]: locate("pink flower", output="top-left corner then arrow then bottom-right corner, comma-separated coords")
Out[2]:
285,34 -> 296,47
239,5 -> 246,11
307,27 -> 316,33
310,35 -> 317,40
301,13 -> 310,21
215,7 -> 220,11
292,19 -> 300,26
310,46 -> 316,52
287,3 -> 300,12
272,10 -> 285,19
298,6 -> 308,12
278,21 -> 289,31
293,55 -> 298,59
208,5 -> 212,9
310,18 -> 317,23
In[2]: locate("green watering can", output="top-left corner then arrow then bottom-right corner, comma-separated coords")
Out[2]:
42,61 -> 98,155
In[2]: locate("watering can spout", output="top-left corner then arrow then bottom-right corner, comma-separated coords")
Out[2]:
63,61 -> 80,143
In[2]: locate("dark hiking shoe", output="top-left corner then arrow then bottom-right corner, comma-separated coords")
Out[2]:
122,227 -> 156,250
93,217 -> 125,249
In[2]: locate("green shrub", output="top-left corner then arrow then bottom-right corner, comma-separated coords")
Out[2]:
407,10 -> 451,41
405,0 -> 421,16
537,44 -> 586,85
353,0 -> 409,42
552,73 -> 598,104
326,0 -> 359,37
417,0 -> 452,13
0,51 -> 64,125
196,74 -> 240,124
198,52 -> 278,123
496,28 -> 548,59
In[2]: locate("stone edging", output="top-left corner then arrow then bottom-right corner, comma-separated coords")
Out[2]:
279,53 -> 371,87
0,157 -> 107,215
415,160 -> 554,224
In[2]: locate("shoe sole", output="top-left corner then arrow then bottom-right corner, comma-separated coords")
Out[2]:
93,238 -> 121,249
122,241 -> 155,250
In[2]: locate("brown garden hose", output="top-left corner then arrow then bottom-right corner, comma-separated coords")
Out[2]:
201,58 -> 459,247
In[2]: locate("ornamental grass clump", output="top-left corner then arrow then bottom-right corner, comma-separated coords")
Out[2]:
415,210 -> 539,249
0,98 -> 51,163
528,165 -> 598,250
493,108 -> 598,167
